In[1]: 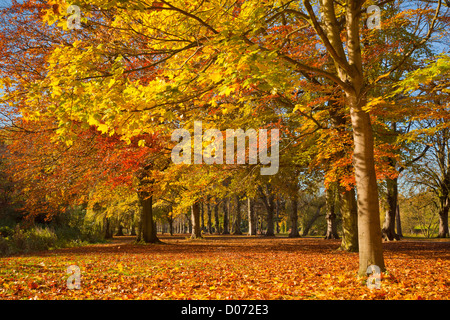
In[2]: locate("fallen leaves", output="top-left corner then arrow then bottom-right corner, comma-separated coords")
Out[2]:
0,236 -> 448,300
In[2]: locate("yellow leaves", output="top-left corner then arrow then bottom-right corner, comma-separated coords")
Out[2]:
138,139 -> 146,147
97,123 -> 109,134
108,79 -> 116,89
87,114 -> 99,126
293,104 -> 308,113
209,72 -> 222,83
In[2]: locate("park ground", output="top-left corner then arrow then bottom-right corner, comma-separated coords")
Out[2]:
0,235 -> 448,300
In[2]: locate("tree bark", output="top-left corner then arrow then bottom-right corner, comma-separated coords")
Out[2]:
276,198 -> 280,234
289,196 -> 300,238
259,185 -> 275,236
130,210 -> 136,236
395,205 -> 403,237
200,201 -> 205,231
339,186 -> 359,252
345,0 -> 385,276
324,187 -> 339,239
168,216 -> 174,236
214,202 -> 221,234
187,212 -> 192,234
382,175 -> 401,241
139,194 -> 160,243
438,196 -> 450,238
104,217 -> 113,239
191,200 -> 202,239
233,195 -> 242,235
248,197 -> 257,235
206,197 -> 212,234
349,98 -> 385,274
222,199 -> 230,234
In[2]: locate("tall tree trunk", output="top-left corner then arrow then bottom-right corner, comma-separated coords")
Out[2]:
214,203 -> 221,234
289,196 -> 300,238
382,176 -> 400,241
136,211 -> 143,241
349,96 -> 385,274
200,200 -> 205,233
233,195 -> 242,235
395,205 -> 403,238
130,211 -> 136,236
191,201 -> 202,239
139,194 -> 160,243
343,1 -> 385,275
339,186 -> 359,252
222,198 -> 230,234
187,212 -> 192,234
438,196 -> 450,238
248,197 -> 257,236
259,185 -> 275,236
315,0 -> 384,274
276,198 -> 281,234
265,200 -> 275,236
104,217 -> 113,239
207,197 -> 212,234
324,187 -> 339,239
168,217 -> 173,236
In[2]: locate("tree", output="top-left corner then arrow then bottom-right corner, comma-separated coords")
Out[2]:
324,186 -> 339,239
288,195 -> 300,238
232,195 -> 243,235
247,197 -> 257,236
12,0 -> 449,275
191,200 -> 202,239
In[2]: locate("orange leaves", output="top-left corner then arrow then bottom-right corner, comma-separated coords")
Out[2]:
1,236 -> 448,300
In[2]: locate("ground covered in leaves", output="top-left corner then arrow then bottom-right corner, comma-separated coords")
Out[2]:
0,235 -> 448,300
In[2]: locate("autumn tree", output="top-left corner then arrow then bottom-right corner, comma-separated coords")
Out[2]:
9,0 -> 449,275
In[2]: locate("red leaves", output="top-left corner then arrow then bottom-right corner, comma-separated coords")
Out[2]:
27,281 -> 38,290
152,2 -> 163,11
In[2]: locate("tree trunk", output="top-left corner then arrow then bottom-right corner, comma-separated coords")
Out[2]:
259,185 -> 275,236
276,198 -> 280,234
214,203 -> 221,234
168,217 -> 174,236
191,201 -> 202,239
339,186 -> 359,252
289,196 -> 300,238
139,194 -> 160,243
382,176 -> 400,241
265,200 -> 275,236
395,204 -> 403,237
324,187 -> 339,239
136,211 -> 143,241
207,197 -> 212,234
187,212 -> 192,234
233,195 -> 242,235
248,197 -> 257,235
130,211 -> 136,236
337,0 -> 385,275
222,198 -> 230,234
438,196 -> 450,238
200,200 -> 205,233
348,94 -> 385,274
104,217 -> 113,239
